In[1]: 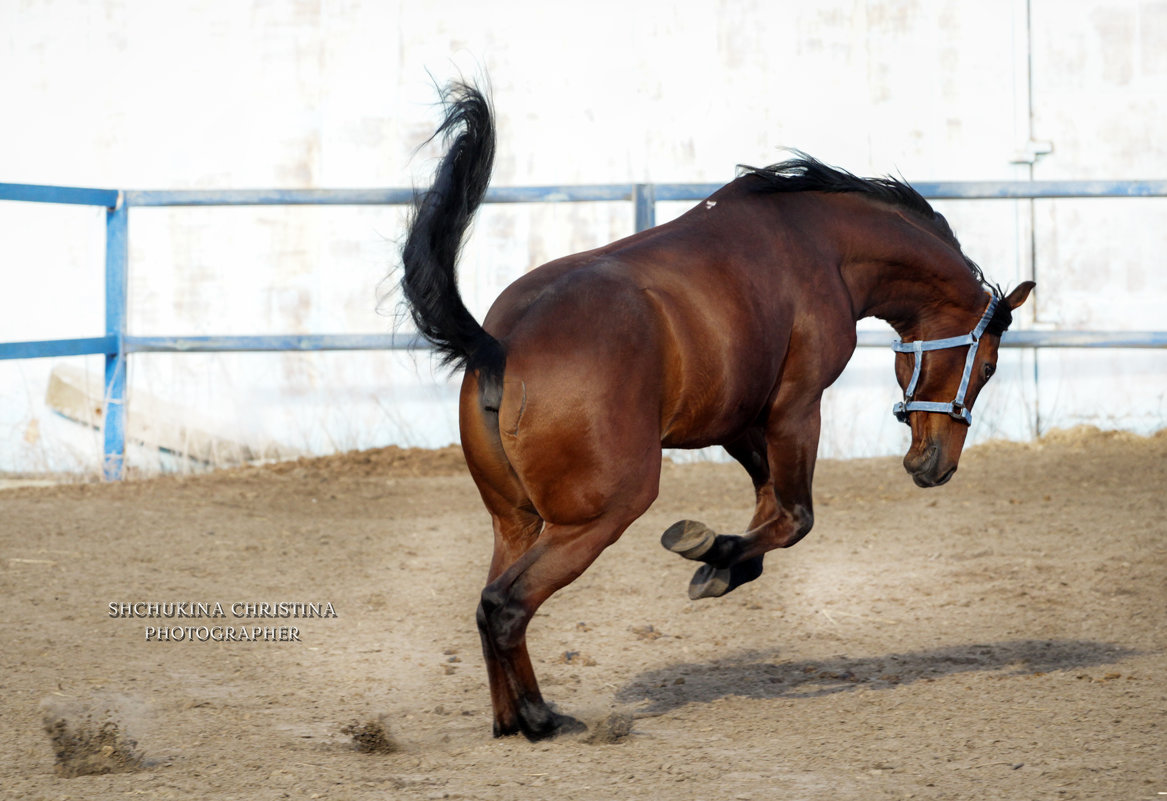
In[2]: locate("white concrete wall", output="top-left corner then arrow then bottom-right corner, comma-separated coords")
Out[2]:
1,0 -> 1164,474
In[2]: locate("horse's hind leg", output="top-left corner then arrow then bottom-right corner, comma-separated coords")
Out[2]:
461,374 -> 659,740
459,378 -> 548,737
478,509 -> 647,740
474,399 -> 661,738
478,502 -> 543,737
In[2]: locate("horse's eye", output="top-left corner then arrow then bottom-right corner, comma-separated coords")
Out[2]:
982,363 -> 996,380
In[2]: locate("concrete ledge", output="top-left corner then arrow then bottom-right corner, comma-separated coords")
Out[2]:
46,364 -> 300,466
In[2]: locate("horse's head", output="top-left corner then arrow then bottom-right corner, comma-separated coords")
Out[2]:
895,281 -> 1035,487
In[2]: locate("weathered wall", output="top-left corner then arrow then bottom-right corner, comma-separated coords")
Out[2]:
1,0 -> 1164,473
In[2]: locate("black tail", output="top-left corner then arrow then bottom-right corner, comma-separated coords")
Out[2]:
401,82 -> 504,379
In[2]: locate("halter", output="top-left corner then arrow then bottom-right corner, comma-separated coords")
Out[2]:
891,292 -> 1000,426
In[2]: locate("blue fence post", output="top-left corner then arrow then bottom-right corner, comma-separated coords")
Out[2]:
634,183 -> 656,232
103,194 -> 128,480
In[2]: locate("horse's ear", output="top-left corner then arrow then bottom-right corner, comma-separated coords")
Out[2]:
1004,281 -> 1036,310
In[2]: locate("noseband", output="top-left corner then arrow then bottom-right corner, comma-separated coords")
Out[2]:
891,292 -> 1000,426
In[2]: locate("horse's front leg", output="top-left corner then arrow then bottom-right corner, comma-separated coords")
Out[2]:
662,401 -> 820,599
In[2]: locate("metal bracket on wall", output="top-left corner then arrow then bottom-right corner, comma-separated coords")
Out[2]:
1010,140 -> 1054,165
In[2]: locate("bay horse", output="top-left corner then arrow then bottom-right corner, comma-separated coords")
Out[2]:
399,82 -> 1034,741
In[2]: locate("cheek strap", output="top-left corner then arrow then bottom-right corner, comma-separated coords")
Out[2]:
891,292 -> 999,426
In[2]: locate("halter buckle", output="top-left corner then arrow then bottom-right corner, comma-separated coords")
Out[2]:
947,401 -> 970,424
893,401 -> 910,424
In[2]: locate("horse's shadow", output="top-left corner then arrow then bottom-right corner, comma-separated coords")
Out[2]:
616,639 -> 1137,717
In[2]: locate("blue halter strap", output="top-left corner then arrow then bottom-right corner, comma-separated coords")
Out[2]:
891,292 -> 1000,426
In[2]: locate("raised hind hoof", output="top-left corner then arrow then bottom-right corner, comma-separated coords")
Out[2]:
661,520 -> 717,561
687,557 -> 764,600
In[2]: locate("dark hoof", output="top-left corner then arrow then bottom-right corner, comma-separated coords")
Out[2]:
522,710 -> 586,742
688,563 -> 732,599
687,556 -> 764,600
661,520 -> 717,561
493,720 -> 520,738
551,711 -> 588,737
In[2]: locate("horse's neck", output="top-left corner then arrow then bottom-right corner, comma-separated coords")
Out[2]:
833,208 -> 985,339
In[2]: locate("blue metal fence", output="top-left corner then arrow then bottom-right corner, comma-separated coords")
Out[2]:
2,178 -> 1166,479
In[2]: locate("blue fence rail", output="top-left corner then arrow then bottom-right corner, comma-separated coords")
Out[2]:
2,178 -> 1167,479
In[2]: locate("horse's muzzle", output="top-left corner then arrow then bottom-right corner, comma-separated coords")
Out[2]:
903,444 -> 957,488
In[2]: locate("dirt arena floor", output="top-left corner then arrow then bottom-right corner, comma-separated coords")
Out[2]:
2,426 -> 1164,800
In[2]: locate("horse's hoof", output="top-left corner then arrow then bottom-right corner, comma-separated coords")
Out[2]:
687,557 -> 764,600
687,563 -> 732,599
492,721 -> 520,738
661,520 -> 717,561
551,711 -> 588,737
522,710 -> 586,742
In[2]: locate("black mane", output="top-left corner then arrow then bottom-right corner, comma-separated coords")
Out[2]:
739,152 -> 995,294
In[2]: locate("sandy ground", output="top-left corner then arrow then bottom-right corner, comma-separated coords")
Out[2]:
1,427 -> 1164,800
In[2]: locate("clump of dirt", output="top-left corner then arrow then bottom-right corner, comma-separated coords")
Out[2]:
582,712 -> 635,745
341,716 -> 401,754
557,650 -> 597,666
41,704 -> 145,778
630,624 -> 665,641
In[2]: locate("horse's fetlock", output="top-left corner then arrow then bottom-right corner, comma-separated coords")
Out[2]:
709,534 -> 743,568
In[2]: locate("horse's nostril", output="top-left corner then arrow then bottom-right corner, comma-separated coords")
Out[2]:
905,443 -> 957,487
904,445 -> 938,474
